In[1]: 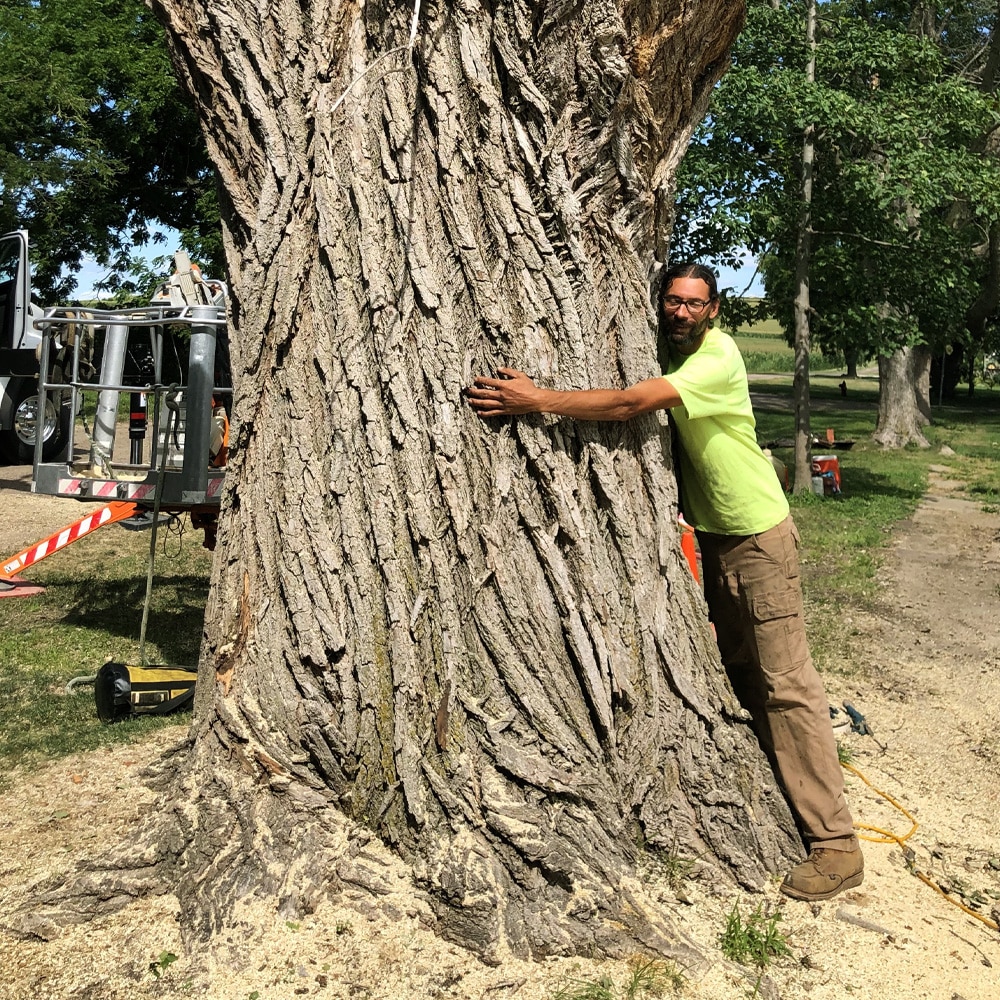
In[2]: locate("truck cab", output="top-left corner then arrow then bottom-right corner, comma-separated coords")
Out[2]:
0,230 -> 70,461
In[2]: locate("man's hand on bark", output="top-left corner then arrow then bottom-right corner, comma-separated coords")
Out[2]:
465,368 -> 541,417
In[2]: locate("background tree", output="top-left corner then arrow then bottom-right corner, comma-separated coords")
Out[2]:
792,0 -> 817,491
25,0 -> 812,965
0,0 -> 220,299
674,0 -> 1000,448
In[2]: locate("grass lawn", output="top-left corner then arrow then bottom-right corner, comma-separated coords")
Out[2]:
0,517 -> 210,784
750,378 -> 1000,671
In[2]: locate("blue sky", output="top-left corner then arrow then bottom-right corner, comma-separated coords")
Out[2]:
714,252 -> 765,298
72,257 -> 122,299
69,232 -> 178,299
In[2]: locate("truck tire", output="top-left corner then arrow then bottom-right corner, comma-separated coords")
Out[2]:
0,380 -> 71,463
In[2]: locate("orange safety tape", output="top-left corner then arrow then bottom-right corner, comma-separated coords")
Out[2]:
0,501 -> 139,580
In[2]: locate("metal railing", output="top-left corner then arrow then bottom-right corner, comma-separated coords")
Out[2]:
33,302 -> 231,510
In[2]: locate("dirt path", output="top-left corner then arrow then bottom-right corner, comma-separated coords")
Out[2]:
1,461 -> 999,999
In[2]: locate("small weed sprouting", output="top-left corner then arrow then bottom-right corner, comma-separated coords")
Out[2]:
837,741 -> 854,764
551,974 -> 616,1000
745,970 -> 767,1000
659,853 -> 698,893
551,955 -> 685,999
622,956 -> 685,997
335,920 -> 354,935
148,951 -> 179,979
719,901 -> 791,970
641,837 -> 700,893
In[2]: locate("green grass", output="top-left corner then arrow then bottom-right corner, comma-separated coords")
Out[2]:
551,957 -> 685,999
727,328 -> 839,375
719,901 -> 791,970
740,349 -> 831,375
731,332 -> 790,353
750,378 -> 1000,671
926,391 -> 1000,501
640,840 -> 700,892
0,515 -> 210,784
726,307 -> 784,338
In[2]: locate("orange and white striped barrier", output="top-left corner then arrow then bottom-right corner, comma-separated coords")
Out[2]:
0,501 -> 140,597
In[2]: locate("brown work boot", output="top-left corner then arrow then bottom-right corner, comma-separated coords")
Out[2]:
780,847 -> 864,901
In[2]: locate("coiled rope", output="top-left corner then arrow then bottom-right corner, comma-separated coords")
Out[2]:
843,760 -> 999,933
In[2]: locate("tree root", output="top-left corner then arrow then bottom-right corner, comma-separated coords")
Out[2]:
5,744 -> 710,968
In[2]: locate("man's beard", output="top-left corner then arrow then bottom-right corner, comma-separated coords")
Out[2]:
666,314 -> 711,348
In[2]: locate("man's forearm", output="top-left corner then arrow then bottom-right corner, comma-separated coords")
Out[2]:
466,368 -> 681,420
532,386 -> 650,421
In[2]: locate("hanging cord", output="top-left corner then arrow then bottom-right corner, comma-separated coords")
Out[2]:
330,0 -> 421,115
138,386 -> 179,667
160,507 -> 186,558
843,759 -> 999,933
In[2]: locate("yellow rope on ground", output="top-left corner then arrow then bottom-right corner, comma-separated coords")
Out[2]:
842,761 -> 919,844
841,760 -> 999,933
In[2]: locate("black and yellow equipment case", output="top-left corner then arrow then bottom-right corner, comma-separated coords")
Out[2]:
95,661 -> 196,723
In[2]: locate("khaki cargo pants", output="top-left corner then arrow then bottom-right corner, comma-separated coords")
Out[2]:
697,515 -> 858,850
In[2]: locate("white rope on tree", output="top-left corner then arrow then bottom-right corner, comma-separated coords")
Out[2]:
330,0 -> 422,115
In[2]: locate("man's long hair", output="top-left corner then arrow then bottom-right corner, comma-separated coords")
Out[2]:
660,262 -> 719,302
654,262 -> 719,369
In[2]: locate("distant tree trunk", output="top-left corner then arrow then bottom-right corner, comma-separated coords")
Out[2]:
914,344 -> 933,421
792,0 -> 817,493
873,345 -> 931,448
931,343 -> 965,402
844,349 -> 859,379
966,224 -> 1000,400
23,0 -> 807,964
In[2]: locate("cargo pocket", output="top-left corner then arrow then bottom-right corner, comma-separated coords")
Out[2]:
750,587 -> 810,676
750,519 -> 800,583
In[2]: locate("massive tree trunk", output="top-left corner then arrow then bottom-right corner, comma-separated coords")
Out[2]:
22,0 -> 806,963
873,345 -> 931,448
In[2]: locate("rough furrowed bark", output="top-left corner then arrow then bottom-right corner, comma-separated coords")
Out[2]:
10,0 -> 803,962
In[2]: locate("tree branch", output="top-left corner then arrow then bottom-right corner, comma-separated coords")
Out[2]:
809,228 -> 910,249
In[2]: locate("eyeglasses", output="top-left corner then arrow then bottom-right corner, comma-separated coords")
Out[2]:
662,295 -> 713,313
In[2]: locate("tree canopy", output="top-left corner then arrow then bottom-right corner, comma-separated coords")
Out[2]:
0,0 -> 220,299
674,0 -> 1000,369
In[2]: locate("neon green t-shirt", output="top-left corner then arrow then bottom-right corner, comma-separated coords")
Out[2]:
665,329 -> 788,536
